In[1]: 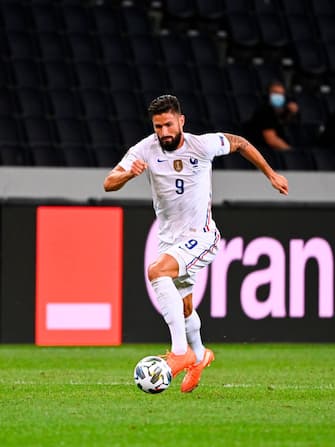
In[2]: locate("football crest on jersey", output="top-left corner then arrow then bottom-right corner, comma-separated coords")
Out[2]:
173,160 -> 183,172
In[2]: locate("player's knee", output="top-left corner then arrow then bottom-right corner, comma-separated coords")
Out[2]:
148,259 -> 178,281
183,299 -> 193,318
148,261 -> 163,282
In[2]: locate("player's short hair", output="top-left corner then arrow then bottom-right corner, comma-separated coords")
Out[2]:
267,80 -> 285,92
148,94 -> 181,117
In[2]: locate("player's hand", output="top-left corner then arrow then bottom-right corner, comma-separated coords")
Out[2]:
130,159 -> 148,177
287,101 -> 299,114
270,173 -> 289,195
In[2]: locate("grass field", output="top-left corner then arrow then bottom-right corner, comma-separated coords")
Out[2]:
0,344 -> 334,447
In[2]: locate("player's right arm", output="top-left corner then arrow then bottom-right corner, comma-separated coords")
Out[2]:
103,160 -> 147,191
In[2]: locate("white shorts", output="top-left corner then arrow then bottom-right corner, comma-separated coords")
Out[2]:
158,229 -> 221,298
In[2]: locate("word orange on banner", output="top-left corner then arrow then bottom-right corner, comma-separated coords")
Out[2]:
35,206 -> 123,346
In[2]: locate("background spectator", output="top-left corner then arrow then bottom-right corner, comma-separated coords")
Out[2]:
246,81 -> 299,151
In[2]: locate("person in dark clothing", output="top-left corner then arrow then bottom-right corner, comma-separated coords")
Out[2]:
247,81 -> 299,151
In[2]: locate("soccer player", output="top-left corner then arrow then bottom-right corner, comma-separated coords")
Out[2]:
104,95 -> 288,392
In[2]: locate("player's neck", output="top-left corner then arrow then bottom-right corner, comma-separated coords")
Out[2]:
176,133 -> 185,150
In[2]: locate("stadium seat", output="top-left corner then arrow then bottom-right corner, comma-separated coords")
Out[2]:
224,63 -> 259,95
322,91 -> 335,117
311,149 -> 335,170
310,0 -> 335,17
37,32 -> 67,61
135,63 -> 168,94
165,0 -> 196,17
74,62 -> 108,89
159,34 -> 192,65
256,13 -> 289,50
121,5 -> 153,36
197,65 -> 228,95
188,34 -> 221,66
167,64 -> 199,94
172,91 -> 208,130
234,93 -> 261,124
99,35 -> 129,64
281,0 -> 309,16
42,61 -> 75,88
254,0 -> 281,15
31,3 -> 60,32
286,14 -> 318,43
55,118 -> 88,147
17,88 -> 48,118
67,33 -> 100,62
0,87 -> 18,117
224,0 -> 253,14
92,6 -> 122,35
0,145 -> 27,166
204,93 -> 240,132
128,35 -> 161,65
195,0 -> 225,21
293,40 -> 327,77
280,150 -> 315,170
213,152 -> 256,170
61,4 -> 92,33
48,89 -> 81,119
0,118 -> 24,146
30,145 -> 65,167
79,89 -> 112,119
253,62 -> 285,93
111,91 -> 142,120
23,117 -> 55,146
0,2 -> 31,31
0,61 -> 12,87
61,145 -> 94,167
224,12 -> 259,56
286,123 -> 321,149
6,31 -> 39,60
93,145 -> 123,168
105,63 -> 137,93
315,16 -> 335,43
295,92 -> 326,128
87,119 -> 121,147
11,60 -> 42,88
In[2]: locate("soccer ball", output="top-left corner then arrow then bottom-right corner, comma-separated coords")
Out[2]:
134,356 -> 172,394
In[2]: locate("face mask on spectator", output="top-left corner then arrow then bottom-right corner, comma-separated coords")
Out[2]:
269,93 -> 285,108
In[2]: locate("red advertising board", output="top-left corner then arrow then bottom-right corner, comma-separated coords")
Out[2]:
35,206 -> 123,346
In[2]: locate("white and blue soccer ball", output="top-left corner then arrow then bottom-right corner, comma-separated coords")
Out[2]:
134,356 -> 172,394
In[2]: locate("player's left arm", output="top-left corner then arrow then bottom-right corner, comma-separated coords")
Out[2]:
224,133 -> 289,195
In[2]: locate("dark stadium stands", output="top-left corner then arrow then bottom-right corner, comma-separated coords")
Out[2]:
0,0 -> 334,170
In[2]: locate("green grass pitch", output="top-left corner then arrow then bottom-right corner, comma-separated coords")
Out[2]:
0,344 -> 334,447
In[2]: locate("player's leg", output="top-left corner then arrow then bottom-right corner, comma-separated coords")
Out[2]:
148,253 -> 196,376
181,291 -> 214,392
172,275 -> 215,391
183,293 -> 205,362
172,230 -> 220,392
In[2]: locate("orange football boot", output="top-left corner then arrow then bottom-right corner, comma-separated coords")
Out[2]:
164,346 -> 196,378
181,348 -> 215,393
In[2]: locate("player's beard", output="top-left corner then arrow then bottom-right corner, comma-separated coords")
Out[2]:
158,131 -> 182,152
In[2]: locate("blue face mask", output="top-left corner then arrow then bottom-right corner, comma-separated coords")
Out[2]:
270,93 -> 285,108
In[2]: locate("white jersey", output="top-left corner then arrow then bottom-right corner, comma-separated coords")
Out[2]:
119,132 -> 231,244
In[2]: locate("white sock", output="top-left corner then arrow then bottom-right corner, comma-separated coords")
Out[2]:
151,276 -> 188,355
185,310 -> 205,363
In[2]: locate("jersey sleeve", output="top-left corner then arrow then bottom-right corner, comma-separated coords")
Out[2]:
118,138 -> 147,171
199,132 -> 231,159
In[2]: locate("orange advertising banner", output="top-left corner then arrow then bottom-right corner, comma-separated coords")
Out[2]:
35,206 -> 123,345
